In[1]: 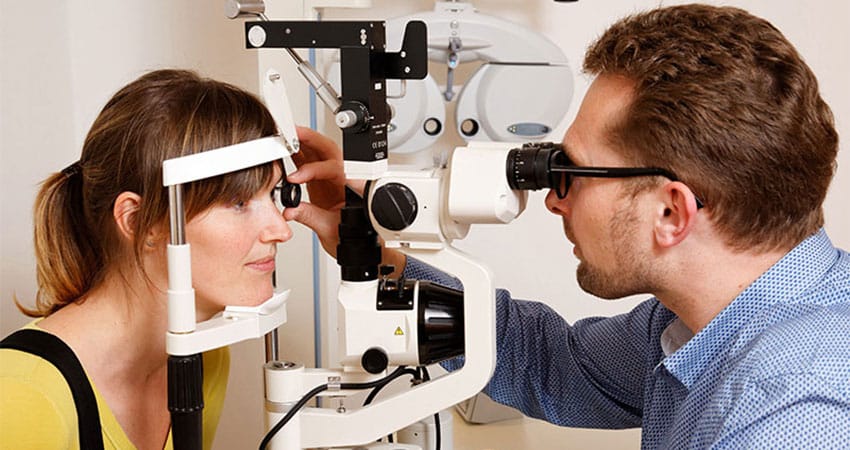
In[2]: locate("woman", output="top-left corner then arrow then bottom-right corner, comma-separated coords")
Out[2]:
0,69 -> 292,449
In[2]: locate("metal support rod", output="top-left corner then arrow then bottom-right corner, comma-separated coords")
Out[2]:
224,0 -> 269,21
169,185 -> 186,245
285,48 -> 304,65
285,48 -> 342,113
265,329 -> 280,362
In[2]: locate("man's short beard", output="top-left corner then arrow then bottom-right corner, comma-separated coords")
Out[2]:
575,197 -> 654,299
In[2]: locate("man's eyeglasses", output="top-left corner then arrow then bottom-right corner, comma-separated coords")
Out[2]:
546,148 -> 705,208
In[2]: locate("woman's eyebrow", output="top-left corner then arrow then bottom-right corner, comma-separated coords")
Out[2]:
272,164 -> 285,186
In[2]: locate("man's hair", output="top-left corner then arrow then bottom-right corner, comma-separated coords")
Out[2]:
584,4 -> 838,252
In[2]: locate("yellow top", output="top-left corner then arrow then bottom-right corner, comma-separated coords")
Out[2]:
0,321 -> 230,450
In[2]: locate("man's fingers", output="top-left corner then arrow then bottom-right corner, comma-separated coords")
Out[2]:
295,126 -> 342,161
283,203 -> 339,249
284,202 -> 329,230
288,159 -> 344,184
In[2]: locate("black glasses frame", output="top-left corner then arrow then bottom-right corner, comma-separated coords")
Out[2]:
549,163 -> 705,209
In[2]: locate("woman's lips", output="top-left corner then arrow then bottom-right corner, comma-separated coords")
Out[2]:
247,256 -> 276,272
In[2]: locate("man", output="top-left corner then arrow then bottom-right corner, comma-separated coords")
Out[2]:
286,4 -> 850,448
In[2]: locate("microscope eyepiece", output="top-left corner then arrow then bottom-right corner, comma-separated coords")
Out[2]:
506,142 -> 566,192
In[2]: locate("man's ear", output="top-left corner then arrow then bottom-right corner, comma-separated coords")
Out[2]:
653,181 -> 700,248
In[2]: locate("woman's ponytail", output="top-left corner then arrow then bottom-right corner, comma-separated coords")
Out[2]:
20,163 -> 100,316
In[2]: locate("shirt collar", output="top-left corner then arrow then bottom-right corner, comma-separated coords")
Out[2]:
660,318 -> 693,356
658,229 -> 839,389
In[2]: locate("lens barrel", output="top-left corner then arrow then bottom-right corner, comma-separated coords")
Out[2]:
506,142 -> 564,192
417,281 -> 464,365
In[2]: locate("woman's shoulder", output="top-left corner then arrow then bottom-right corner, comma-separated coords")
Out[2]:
201,346 -> 231,409
203,346 -> 230,382
1,328 -> 77,447
1,321 -> 79,412
1,322 -> 74,393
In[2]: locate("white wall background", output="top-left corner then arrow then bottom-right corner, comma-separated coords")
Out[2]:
1,1 -> 847,449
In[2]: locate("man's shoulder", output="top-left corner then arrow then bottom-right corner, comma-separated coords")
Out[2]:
815,246 -> 850,295
734,302 -> 850,393
742,240 -> 850,384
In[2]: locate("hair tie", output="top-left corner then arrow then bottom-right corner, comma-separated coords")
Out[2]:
61,161 -> 82,179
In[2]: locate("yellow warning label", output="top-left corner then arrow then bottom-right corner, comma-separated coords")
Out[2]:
394,326 -> 404,336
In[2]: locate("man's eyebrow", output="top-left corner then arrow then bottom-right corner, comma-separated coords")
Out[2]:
560,143 -> 579,165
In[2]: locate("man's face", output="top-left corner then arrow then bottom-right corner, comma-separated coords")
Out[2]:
545,74 -> 656,299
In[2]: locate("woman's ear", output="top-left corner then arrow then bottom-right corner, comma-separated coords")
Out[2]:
114,192 -> 167,251
113,191 -> 142,243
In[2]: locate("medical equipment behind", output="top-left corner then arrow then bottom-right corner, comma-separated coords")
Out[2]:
325,1 -> 574,156
162,1 -> 575,448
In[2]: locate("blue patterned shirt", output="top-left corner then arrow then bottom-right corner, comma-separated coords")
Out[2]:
405,229 -> 850,449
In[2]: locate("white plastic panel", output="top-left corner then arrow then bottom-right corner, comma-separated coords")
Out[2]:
166,290 -> 290,355
262,68 -> 301,154
447,141 -> 527,224
386,2 -> 569,64
162,135 -> 291,187
455,64 -> 573,142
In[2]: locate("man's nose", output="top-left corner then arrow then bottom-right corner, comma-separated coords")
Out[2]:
544,188 -> 569,216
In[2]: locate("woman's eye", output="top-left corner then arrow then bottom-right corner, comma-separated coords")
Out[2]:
231,199 -> 247,211
272,186 -> 283,210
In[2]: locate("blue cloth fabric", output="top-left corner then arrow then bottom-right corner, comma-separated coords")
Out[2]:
404,229 -> 850,449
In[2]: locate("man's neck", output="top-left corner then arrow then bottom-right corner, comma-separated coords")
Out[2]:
655,244 -> 791,334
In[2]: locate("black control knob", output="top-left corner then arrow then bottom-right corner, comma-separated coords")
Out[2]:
335,101 -> 371,132
370,182 -> 418,231
361,347 -> 389,374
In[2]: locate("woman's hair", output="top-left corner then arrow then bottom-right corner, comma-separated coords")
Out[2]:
583,4 -> 838,252
23,69 -> 279,317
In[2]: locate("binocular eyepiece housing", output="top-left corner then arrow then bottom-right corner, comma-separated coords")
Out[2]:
506,142 -> 565,193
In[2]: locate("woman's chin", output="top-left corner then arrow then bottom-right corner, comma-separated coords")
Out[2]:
246,286 -> 275,306
195,285 -> 275,314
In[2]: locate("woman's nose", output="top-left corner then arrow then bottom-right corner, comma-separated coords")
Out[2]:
261,207 -> 293,244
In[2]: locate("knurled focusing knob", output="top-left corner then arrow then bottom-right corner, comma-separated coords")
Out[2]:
361,348 -> 389,374
370,182 -> 418,231
506,142 -> 564,191
335,101 -> 371,132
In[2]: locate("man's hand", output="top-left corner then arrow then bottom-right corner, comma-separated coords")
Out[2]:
284,127 -> 406,275
284,126 -> 349,256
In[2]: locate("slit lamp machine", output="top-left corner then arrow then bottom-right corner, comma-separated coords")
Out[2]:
164,2 -> 574,449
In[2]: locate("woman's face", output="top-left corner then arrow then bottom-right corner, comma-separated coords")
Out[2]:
186,165 -> 293,319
